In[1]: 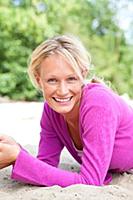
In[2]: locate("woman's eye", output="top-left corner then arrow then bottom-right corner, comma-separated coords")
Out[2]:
47,79 -> 57,84
67,77 -> 77,82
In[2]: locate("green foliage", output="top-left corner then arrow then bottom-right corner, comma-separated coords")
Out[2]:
0,0 -> 133,100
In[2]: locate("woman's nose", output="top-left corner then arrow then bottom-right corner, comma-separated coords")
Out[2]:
57,82 -> 69,96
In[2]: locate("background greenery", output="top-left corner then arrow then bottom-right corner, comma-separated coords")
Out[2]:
0,0 -> 133,101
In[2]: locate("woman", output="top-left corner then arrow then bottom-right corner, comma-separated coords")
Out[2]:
0,34 -> 133,187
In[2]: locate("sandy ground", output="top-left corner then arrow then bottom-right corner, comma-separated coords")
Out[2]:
0,100 -> 133,200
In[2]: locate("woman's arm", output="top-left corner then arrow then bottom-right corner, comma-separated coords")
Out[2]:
37,103 -> 64,167
37,127 -> 64,167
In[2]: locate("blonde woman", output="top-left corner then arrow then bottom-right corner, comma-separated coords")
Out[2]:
0,35 -> 133,187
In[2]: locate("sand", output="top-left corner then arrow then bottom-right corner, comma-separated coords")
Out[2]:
0,100 -> 133,200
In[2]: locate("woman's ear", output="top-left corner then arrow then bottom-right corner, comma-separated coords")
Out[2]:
82,69 -> 88,79
35,73 -> 42,88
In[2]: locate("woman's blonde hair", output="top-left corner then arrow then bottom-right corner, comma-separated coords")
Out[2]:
28,34 -> 91,89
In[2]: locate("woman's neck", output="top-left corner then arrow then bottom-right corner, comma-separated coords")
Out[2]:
63,102 -> 79,128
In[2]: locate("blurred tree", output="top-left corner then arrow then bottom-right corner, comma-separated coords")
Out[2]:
0,0 -> 132,100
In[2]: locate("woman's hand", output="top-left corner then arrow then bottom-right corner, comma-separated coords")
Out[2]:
0,135 -> 21,169
0,134 -> 18,145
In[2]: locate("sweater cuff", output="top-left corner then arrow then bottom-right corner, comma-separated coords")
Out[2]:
11,149 -> 38,185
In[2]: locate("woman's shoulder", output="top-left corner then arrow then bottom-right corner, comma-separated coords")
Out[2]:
82,82 -> 114,99
81,82 -> 119,108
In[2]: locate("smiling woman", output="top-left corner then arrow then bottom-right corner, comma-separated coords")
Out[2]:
0,34 -> 133,187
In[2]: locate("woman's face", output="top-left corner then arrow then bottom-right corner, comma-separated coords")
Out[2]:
37,54 -> 83,116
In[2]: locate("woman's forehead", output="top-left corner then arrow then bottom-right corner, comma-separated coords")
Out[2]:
39,54 -> 82,78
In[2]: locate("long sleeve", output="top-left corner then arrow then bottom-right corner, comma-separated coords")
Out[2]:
37,104 -> 64,167
11,88 -> 119,187
79,105 -> 117,185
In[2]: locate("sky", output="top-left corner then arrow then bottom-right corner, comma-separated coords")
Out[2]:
115,0 -> 133,43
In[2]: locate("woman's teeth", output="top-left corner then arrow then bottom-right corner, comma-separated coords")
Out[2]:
54,97 -> 71,102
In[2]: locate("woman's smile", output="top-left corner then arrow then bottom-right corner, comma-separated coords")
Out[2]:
52,96 -> 73,103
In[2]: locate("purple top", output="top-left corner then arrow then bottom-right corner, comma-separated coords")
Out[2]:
11,83 -> 133,187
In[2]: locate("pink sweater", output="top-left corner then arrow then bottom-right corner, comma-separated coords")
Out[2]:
11,83 -> 133,187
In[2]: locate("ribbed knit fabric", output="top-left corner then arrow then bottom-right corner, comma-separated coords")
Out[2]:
11,83 -> 133,187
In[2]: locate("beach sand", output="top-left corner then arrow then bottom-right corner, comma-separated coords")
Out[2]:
0,101 -> 133,200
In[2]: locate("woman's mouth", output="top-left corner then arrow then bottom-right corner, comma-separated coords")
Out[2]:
53,96 -> 73,103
